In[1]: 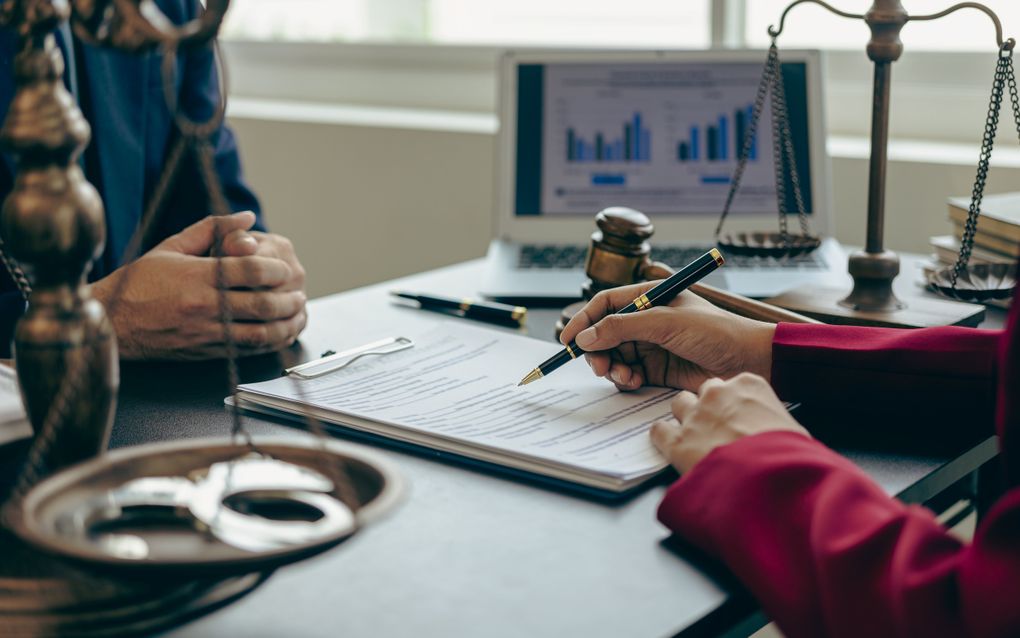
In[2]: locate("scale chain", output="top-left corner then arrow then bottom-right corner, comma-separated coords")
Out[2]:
180,48 -> 359,508
0,235 -> 31,302
769,53 -> 791,246
714,43 -> 779,239
951,48 -> 1018,289
714,40 -> 812,250
770,50 -> 810,235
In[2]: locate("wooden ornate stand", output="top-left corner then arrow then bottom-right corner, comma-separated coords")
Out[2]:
0,0 -> 117,477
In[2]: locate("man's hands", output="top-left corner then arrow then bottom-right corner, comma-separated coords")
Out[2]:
650,373 -> 809,474
220,228 -> 305,292
559,282 -> 777,392
91,212 -> 308,360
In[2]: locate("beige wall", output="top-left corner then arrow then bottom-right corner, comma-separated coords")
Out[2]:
229,116 -> 1020,299
230,117 -> 494,298
830,158 -> 1020,261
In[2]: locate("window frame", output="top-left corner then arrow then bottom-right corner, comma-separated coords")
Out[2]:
221,0 -> 1015,145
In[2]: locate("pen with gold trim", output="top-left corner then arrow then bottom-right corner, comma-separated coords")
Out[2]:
391,291 -> 527,327
517,248 -> 725,386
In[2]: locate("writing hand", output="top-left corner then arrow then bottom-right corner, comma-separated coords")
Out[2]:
558,282 -> 775,392
91,212 -> 307,360
651,373 -> 809,474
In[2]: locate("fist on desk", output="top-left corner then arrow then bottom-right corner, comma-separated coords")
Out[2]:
90,212 -> 308,360
219,225 -> 306,293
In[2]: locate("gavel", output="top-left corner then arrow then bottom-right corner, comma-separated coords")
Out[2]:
555,207 -> 820,338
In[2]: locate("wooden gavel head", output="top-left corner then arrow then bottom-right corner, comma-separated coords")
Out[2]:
555,207 -> 674,340
581,207 -> 673,300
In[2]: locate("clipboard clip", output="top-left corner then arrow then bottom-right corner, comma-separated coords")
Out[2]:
285,336 -> 414,379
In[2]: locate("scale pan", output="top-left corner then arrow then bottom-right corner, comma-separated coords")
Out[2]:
717,232 -> 821,258
926,263 -> 1017,302
6,437 -> 403,577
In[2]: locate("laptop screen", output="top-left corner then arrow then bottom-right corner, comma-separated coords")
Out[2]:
513,59 -> 813,218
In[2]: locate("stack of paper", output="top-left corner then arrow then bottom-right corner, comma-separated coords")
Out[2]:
0,365 -> 31,448
235,325 -> 677,493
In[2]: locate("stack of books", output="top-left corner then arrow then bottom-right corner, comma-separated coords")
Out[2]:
926,193 -> 1018,307
931,192 -> 1020,266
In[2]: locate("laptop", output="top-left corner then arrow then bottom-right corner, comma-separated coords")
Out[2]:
481,49 -> 845,301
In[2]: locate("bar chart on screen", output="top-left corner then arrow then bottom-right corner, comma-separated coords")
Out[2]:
540,61 -> 778,215
676,104 -> 757,163
565,112 -> 652,163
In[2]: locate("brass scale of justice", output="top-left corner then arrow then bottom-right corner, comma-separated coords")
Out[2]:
0,0 -> 1015,634
566,0 -> 1019,339
0,0 -> 401,634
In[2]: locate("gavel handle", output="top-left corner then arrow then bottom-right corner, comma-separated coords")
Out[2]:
689,283 -> 821,324
643,261 -> 821,325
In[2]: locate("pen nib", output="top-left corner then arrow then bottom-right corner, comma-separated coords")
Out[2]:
517,368 -> 543,387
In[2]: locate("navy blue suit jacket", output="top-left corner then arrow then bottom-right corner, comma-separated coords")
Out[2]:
0,0 -> 262,356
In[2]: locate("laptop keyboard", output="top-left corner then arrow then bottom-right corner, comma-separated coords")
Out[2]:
517,244 -> 826,270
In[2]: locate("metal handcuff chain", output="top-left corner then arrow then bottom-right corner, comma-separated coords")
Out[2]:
159,41 -> 363,513
153,41 -> 362,516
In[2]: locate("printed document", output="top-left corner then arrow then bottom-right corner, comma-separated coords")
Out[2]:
235,325 -> 677,492
0,365 -> 31,447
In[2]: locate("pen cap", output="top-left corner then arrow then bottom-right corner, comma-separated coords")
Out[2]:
463,302 -> 527,326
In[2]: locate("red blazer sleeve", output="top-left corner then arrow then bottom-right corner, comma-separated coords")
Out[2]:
658,431 -> 1020,638
770,324 -> 1000,443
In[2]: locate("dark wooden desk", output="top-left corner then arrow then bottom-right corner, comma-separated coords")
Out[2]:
122,260 -> 1000,638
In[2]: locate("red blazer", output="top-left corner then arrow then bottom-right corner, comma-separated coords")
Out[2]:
657,288 -> 1020,638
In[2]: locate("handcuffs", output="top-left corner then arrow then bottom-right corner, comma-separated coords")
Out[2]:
55,454 -> 357,559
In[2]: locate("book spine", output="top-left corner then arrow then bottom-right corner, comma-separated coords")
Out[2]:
949,204 -> 1020,242
951,224 -> 1020,257
930,235 -> 1015,264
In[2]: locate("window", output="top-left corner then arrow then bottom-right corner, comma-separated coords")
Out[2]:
221,0 -> 426,42
427,0 -> 709,48
221,0 -> 710,48
222,1 -> 1019,51
221,0 -> 1019,144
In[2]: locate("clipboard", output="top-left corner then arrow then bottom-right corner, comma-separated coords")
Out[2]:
285,337 -> 414,380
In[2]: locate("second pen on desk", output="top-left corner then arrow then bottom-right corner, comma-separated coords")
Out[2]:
391,291 -> 527,327
517,248 -> 725,386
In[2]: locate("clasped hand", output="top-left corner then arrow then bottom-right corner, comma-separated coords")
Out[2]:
559,282 -> 808,473
91,212 -> 307,360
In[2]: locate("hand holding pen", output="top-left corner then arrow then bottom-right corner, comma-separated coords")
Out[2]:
518,249 -> 725,386
551,249 -> 780,392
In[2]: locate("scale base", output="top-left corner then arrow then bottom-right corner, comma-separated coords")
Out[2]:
0,529 -> 268,637
767,284 -> 986,328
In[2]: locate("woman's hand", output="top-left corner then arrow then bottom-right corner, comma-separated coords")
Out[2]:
651,373 -> 809,474
558,282 -> 776,392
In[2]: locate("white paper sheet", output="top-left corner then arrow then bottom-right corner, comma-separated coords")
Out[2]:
237,325 -> 676,483
0,365 -> 31,447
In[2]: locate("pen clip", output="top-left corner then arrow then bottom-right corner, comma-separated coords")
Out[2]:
285,336 -> 414,379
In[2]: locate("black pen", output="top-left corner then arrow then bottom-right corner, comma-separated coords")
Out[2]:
517,248 -> 725,386
391,291 -> 527,327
